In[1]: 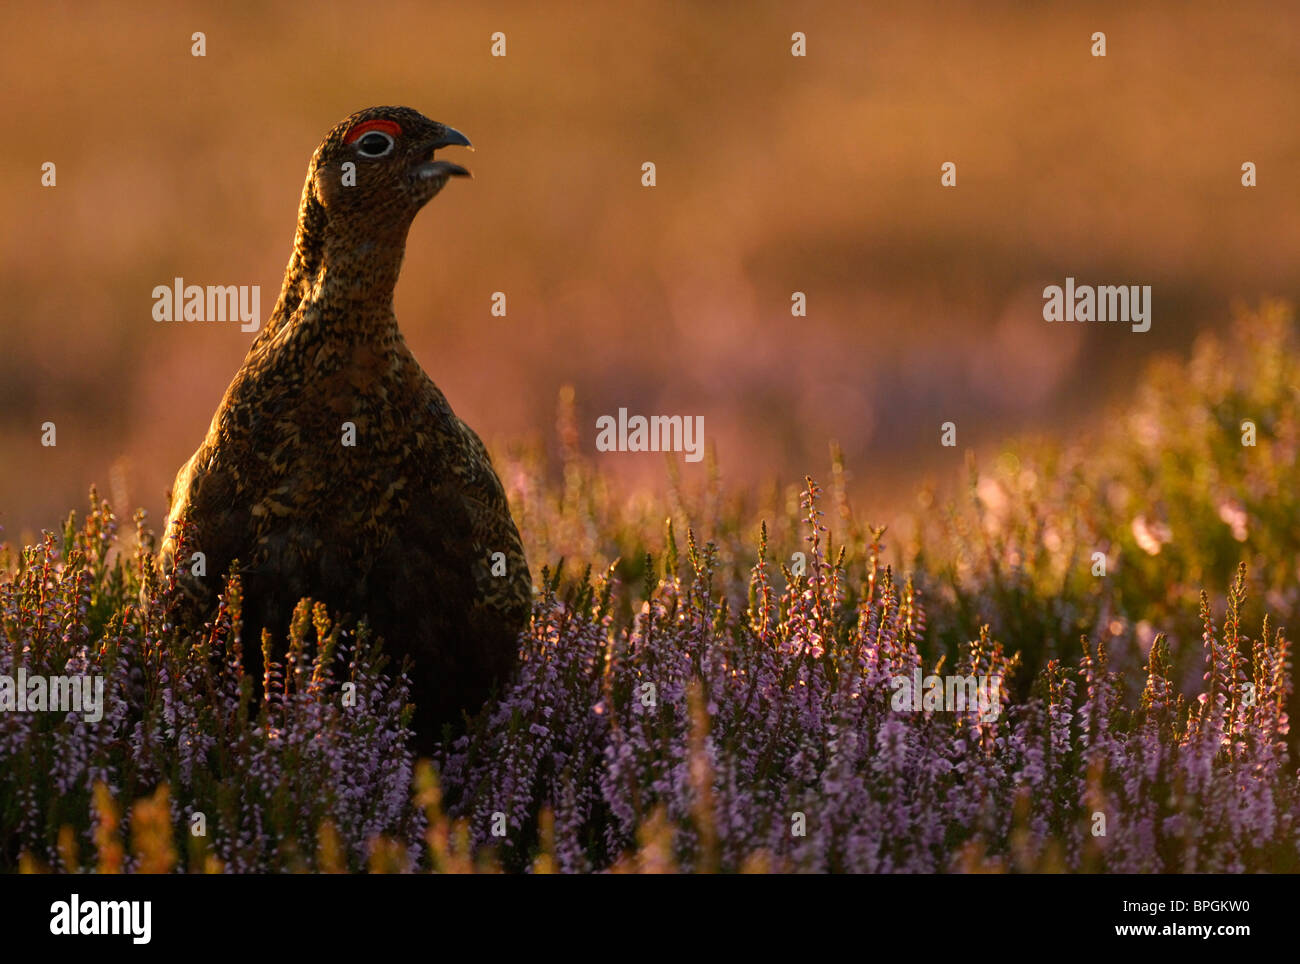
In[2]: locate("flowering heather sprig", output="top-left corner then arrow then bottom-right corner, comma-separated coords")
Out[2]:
431,478 -> 1299,873
0,494 -> 421,872
3,467 -> 1299,872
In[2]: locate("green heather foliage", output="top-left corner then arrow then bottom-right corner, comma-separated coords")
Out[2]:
0,301 -> 1296,873
919,300 -> 1298,719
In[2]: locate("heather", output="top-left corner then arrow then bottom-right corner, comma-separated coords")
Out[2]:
918,300 -> 1300,725
2,302 -> 1298,873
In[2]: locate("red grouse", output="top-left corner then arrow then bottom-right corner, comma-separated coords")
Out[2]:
161,106 -> 531,749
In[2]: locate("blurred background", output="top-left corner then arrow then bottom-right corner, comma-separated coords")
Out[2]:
1,0 -> 1297,545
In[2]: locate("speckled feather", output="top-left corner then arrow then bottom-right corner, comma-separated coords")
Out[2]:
161,107 -> 531,749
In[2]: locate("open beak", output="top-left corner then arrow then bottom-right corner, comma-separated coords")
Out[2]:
416,125 -> 473,180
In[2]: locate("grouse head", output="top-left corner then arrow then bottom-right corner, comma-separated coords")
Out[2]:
308,106 -> 471,238
265,107 -> 472,323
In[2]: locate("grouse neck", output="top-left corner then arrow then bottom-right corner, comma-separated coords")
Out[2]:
310,229 -> 408,308
259,188 -> 414,345
274,233 -> 410,344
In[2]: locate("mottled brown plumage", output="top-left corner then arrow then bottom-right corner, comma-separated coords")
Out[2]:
161,107 -> 531,749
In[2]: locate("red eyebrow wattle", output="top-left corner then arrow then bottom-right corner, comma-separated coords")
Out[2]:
344,119 -> 402,143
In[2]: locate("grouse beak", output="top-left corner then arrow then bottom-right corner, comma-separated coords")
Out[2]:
416,126 -> 473,181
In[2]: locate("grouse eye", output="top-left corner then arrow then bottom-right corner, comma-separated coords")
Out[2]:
356,131 -> 394,157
